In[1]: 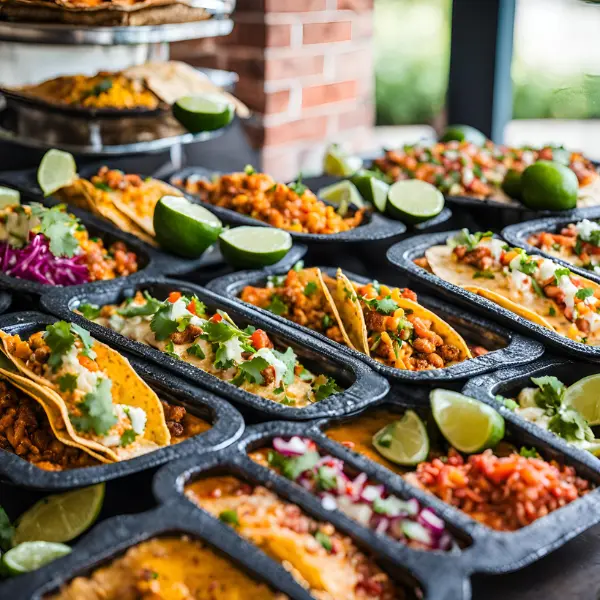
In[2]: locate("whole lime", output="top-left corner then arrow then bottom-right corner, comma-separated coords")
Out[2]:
521,160 -> 578,211
501,169 -> 523,200
439,125 -> 487,146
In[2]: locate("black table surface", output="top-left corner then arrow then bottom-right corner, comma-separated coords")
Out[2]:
0,153 -> 598,599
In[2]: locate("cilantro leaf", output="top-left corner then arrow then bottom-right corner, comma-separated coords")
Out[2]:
553,267 -> 571,284
79,303 -> 101,320
548,408 -> 594,443
531,376 -> 566,410
316,466 -> 338,491
191,297 -> 207,317
150,306 -> 178,341
473,270 -> 495,279
519,447 -> 539,458
71,378 -> 117,436
120,429 -> 137,447
0,507 -> 14,551
362,295 -> 399,315
518,257 -> 537,276
237,356 -> 270,385
186,343 -> 206,359
450,229 -> 493,252
266,295 -> 288,316
214,343 -> 236,371
549,306 -> 556,316
314,531 -> 332,552
164,340 -> 180,360
30,204 -> 80,258
200,320 -> 236,343
58,373 -> 78,393
219,509 -> 240,526
288,174 -> 307,196
93,181 -> 112,192
44,321 -> 75,370
71,323 -> 95,359
299,367 -> 314,381
575,287 -> 595,301
531,278 -> 544,298
304,281 -> 318,297
118,293 -> 163,317
314,377 -> 342,401
322,314 -> 332,328
244,165 -> 256,175
496,394 -> 518,411
273,346 -> 297,385
282,450 -> 320,480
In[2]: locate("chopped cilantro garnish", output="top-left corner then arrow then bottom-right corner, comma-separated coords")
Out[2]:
531,375 -> 565,410
298,367 -> 314,381
237,355 -> 270,385
118,292 -> 163,317
314,531 -> 333,552
176,316 -> 192,333
273,347 -> 297,385
362,295 -> 399,315
45,321 -> 75,370
548,408 -> 594,443
322,314 -> 332,329
244,164 -> 256,175
219,509 -> 240,526
553,267 -> 571,284
150,305 -> 178,341
70,378 -> 117,436
304,281 -> 318,297
531,278 -> 544,298
519,447 -> 539,458
78,303 -> 101,320
93,181 -> 112,192
267,295 -> 288,316
200,320 -> 236,343
191,297 -> 206,317
450,229 -> 493,252
548,306 -> 556,316
29,204 -> 80,258
316,466 -> 337,491
575,287 -> 595,301
518,257 -> 537,276
71,323 -> 95,359
473,270 -> 495,279
164,340 -> 179,360
496,394 -> 518,411
288,174 -> 307,196
120,429 -> 137,447
273,385 -> 284,395
186,343 -> 206,359
280,450 -> 320,480
281,396 -> 296,405
58,373 -> 78,393
293,260 -> 305,272
314,377 -> 342,401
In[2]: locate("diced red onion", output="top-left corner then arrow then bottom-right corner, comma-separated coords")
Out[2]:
418,508 -> 446,535
349,472 -> 368,500
405,498 -> 420,517
374,516 -> 389,534
401,521 -> 433,546
360,484 -> 384,503
272,436 -> 309,457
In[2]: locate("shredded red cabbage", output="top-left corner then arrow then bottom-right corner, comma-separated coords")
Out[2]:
0,233 -> 89,286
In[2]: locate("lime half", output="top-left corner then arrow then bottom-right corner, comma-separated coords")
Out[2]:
173,94 -> 235,133
0,186 -> 20,208
2,541 -> 71,575
154,195 -> 223,258
219,226 -> 292,268
372,410 -> 429,466
318,180 -> 365,217
521,160 -> 578,211
13,483 -> 105,545
563,374 -> 600,426
387,180 -> 445,223
37,149 -> 77,197
430,389 -> 505,453
323,144 -> 363,177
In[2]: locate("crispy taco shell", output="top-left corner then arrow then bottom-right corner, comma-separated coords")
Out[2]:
0,333 -> 170,461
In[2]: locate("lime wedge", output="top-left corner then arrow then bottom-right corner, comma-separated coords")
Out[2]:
13,483 -> 105,545
323,144 -> 363,177
154,195 -> 223,258
318,180 -> 365,217
351,171 -> 389,212
2,541 -> 71,575
37,149 -> 77,197
173,94 -> 235,133
563,374 -> 600,426
0,186 -> 20,208
430,389 -> 505,453
387,180 -> 445,223
219,226 -> 292,268
372,410 -> 429,466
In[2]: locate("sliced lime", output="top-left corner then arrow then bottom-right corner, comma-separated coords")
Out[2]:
154,195 -> 223,258
387,180 -> 445,224
219,226 -> 292,268
318,180 -> 365,217
0,186 -> 20,208
351,171 -> 389,213
2,541 -> 71,575
13,483 -> 105,545
430,389 -> 505,453
563,374 -> 600,426
372,410 -> 429,466
37,149 -> 77,197
323,144 -> 363,177
173,94 -> 235,133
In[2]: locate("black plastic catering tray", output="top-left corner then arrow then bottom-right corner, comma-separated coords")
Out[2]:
40,276 -> 390,420
0,311 -> 245,491
502,206 -> 600,285
206,265 -> 544,384
386,229 -> 600,362
169,167 -> 453,244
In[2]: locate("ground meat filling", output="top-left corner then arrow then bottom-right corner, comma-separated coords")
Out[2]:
173,171 -> 364,235
406,448 -> 590,531
0,380 -> 98,471
82,238 -> 139,282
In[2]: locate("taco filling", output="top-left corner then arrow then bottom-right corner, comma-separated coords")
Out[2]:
0,203 -> 138,285
419,229 -> 600,344
78,291 -> 342,408
528,219 -> 600,274
0,322 -> 174,462
172,169 -> 364,235
241,266 -> 472,371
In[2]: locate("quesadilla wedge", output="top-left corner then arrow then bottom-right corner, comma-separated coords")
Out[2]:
0,322 -> 171,461
419,229 -> 600,343
77,290 -> 343,408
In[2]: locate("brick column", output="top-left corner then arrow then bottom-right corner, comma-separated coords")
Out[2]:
172,0 -> 374,180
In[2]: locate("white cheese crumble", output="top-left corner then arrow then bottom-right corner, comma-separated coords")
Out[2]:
557,275 -> 578,309
538,258 -> 559,282
252,347 -> 287,386
222,336 -> 246,365
575,219 -> 600,242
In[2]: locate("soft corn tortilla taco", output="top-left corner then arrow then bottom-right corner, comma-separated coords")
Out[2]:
424,244 -> 557,331
0,327 -> 170,462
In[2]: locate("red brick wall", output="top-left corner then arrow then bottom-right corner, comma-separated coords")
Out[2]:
171,0 -> 374,180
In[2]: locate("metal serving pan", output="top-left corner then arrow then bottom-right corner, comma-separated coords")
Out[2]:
386,230 -> 600,362
173,391 -> 600,598
502,207 -> 600,285
462,357 -> 600,473
206,265 -> 544,384
169,166 -> 417,244
39,277 -> 390,420
0,311 -> 244,491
